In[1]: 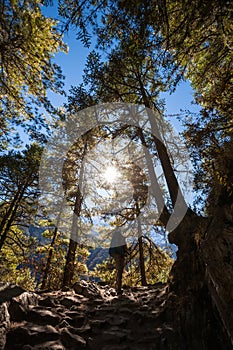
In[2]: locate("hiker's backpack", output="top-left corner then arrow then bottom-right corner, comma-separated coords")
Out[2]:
109,245 -> 126,257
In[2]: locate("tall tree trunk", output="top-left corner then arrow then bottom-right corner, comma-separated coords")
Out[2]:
136,126 -> 170,225
62,239 -> 79,288
136,77 -> 204,293
40,227 -> 58,290
62,139 -> 87,289
41,200 -> 65,290
62,186 -> 83,288
0,182 -> 28,251
137,74 -> 187,211
136,201 -> 147,286
138,236 -> 147,285
0,195 -> 19,235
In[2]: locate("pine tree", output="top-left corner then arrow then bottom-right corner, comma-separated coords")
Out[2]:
0,0 -> 67,147
0,144 -> 42,251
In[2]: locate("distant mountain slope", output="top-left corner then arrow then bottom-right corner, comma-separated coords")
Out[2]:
87,248 -> 109,270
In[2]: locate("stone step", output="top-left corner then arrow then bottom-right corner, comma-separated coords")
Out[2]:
3,282 -> 170,350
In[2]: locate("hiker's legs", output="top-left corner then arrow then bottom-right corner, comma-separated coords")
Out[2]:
114,255 -> 124,294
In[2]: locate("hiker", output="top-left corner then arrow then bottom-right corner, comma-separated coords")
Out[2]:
109,227 -> 128,295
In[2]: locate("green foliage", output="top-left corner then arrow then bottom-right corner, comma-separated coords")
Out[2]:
0,143 -> 50,290
66,0 -> 232,119
207,138 -> 233,219
90,258 -> 116,286
163,0 -> 233,118
72,246 -> 90,283
0,143 -> 43,250
0,226 -> 37,290
35,229 -> 66,290
34,225 -> 90,290
59,1 -> 232,208
0,0 -> 67,146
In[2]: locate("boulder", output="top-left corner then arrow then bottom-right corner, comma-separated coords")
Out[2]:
0,303 -> 10,349
73,280 -> 102,298
0,284 -> 26,304
26,308 -> 61,326
22,340 -> 65,350
5,323 -> 60,349
60,328 -> 86,348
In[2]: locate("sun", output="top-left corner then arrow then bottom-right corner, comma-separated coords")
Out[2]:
103,165 -> 119,184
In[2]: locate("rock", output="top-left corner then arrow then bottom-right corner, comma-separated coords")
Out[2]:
2,281 -> 231,350
0,303 -> 10,349
65,314 -> 85,328
102,329 -> 128,342
76,323 -> 92,334
5,323 -> 59,349
59,296 -> 81,308
38,297 -> 56,308
109,316 -> 127,326
102,346 -> 129,350
26,309 -> 61,326
128,310 -> 147,325
117,307 -> 134,314
73,280 -> 102,298
58,319 -> 70,328
0,328 -> 6,350
0,284 -> 26,304
8,299 -> 27,321
90,319 -> 107,333
107,288 -> 117,296
73,282 -> 83,294
22,340 -> 65,349
0,302 -> 10,328
60,328 -> 86,348
15,292 -> 39,309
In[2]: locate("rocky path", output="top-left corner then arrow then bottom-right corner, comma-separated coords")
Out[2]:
0,281 -> 181,350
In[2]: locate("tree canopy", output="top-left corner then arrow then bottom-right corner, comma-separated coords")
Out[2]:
58,0 -> 232,209
0,0 -> 67,147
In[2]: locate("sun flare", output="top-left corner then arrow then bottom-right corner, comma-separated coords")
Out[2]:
103,165 -> 119,184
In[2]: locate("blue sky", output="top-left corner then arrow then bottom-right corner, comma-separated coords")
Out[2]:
42,3 -> 200,131
50,32 -> 198,115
